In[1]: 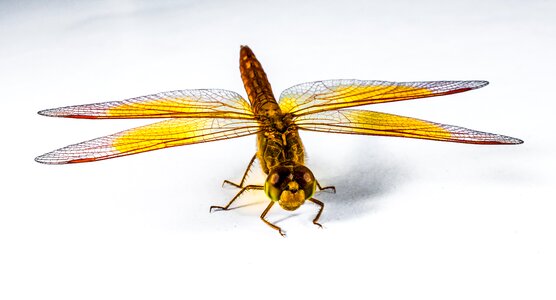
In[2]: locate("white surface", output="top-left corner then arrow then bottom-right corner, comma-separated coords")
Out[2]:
1,0 -> 554,299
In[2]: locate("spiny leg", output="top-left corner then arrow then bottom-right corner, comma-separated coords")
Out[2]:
308,198 -> 325,228
222,154 -> 257,189
260,201 -> 285,237
317,181 -> 336,194
210,184 -> 263,212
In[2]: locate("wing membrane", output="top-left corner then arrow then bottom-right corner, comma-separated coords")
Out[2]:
279,80 -> 488,116
294,109 -> 523,144
35,118 -> 260,164
38,89 -> 254,119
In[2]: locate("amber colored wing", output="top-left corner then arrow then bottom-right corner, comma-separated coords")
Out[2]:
294,109 -> 523,144
279,80 -> 487,116
35,118 -> 260,164
38,89 -> 254,119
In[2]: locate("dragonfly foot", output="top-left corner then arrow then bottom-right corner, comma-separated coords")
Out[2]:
320,186 -> 336,193
260,201 -> 287,237
209,205 -> 228,213
222,179 -> 241,188
211,185 -> 263,213
317,181 -> 336,194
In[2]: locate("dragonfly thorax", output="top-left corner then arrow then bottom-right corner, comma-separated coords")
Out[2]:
257,114 -> 305,174
264,164 -> 316,211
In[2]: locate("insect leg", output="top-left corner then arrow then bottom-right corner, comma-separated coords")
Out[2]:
209,184 -> 263,212
222,154 -> 257,189
260,201 -> 286,237
308,198 -> 325,228
316,181 -> 336,194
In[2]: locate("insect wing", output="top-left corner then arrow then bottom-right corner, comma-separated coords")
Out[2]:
279,80 -> 487,116
35,118 -> 260,164
38,89 -> 254,120
294,109 -> 523,144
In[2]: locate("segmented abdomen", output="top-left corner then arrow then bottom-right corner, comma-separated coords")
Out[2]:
239,46 -> 279,115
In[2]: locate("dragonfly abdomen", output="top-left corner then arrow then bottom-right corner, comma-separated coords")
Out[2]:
239,46 -> 281,116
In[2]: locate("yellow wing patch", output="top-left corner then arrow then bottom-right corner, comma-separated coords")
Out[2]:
35,118 -> 260,164
294,109 -> 523,144
279,80 -> 487,116
39,89 -> 254,120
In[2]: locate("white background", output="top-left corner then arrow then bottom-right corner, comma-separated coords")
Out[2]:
1,0 -> 554,299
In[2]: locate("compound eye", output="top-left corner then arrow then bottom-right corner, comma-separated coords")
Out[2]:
293,165 -> 314,185
293,165 -> 316,198
269,166 -> 291,187
264,167 -> 292,201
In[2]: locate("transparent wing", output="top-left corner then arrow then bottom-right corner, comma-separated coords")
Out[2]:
279,80 -> 488,116
294,109 -> 523,144
35,118 -> 260,164
38,89 -> 254,119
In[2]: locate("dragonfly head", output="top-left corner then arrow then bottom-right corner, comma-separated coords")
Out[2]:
265,165 -> 316,211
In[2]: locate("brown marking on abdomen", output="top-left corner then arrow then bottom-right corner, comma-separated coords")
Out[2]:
239,46 -> 281,116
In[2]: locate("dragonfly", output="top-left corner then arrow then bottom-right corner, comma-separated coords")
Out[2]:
36,46 -> 523,236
